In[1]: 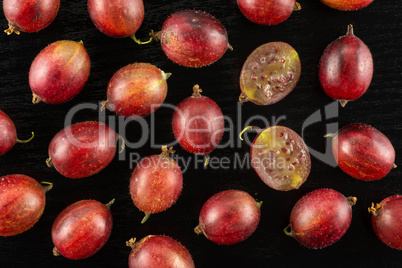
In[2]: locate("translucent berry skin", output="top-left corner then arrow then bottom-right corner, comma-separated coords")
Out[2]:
237,0 -> 296,25
29,40 -> 91,104
331,124 -> 395,181
250,126 -> 311,191
130,153 -> 183,215
195,190 -> 261,245
288,189 -> 355,249
128,235 -> 195,268
3,0 -> 60,34
320,0 -> 374,11
48,121 -> 118,179
0,110 -> 17,156
239,42 -> 301,106
172,87 -> 224,156
106,63 -> 169,118
370,196 -> 402,250
160,10 -> 231,67
51,200 -> 113,260
319,25 -> 373,106
87,0 -> 144,38
0,174 -> 50,236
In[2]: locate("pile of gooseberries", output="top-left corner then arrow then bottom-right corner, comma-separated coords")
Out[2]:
1,1 -> 400,267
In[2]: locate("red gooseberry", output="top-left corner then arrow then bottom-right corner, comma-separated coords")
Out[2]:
47,121 -> 123,179
3,0 -> 60,35
29,40 -> 91,104
195,189 -> 261,245
129,146 -> 183,223
102,63 -> 170,118
51,199 -> 114,260
0,174 -> 52,236
127,235 -> 195,268
172,85 -> 224,165
285,188 -> 357,249
319,25 -> 373,107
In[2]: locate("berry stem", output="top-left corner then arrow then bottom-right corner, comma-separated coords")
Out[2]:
204,154 -> 210,167
100,100 -> 109,111
46,157 -> 53,168
131,34 -> 153,45
346,24 -> 354,36
324,133 -> 336,138
239,93 -> 249,104
239,126 -> 253,141
160,145 -> 175,158
192,85 -> 203,97
347,196 -> 357,207
239,126 -> 262,141
194,225 -> 203,235
32,94 -> 42,104
105,198 -> 115,209
52,247 -> 60,257
118,135 -> 125,153
283,224 -> 293,237
149,30 -> 161,42
339,99 -> 348,107
294,2 -> 302,11
126,238 -> 137,249
40,181 -> 54,193
16,132 -> 34,143
256,201 -> 263,208
141,213 -> 151,224
162,71 -> 172,81
368,203 -> 381,217
4,23 -> 20,35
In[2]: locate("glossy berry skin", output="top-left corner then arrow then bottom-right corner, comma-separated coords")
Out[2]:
172,85 -> 224,162
127,235 -> 195,268
286,189 -> 356,249
87,0 -> 144,38
320,0 -> 374,10
105,63 -> 169,118
195,190 -> 261,245
239,42 -> 301,106
237,0 -> 297,25
0,174 -> 52,236
51,199 -> 113,260
331,124 -> 395,181
0,110 -> 34,156
0,110 -> 17,156
129,147 -> 183,222
319,25 -> 373,107
48,121 -> 118,179
369,196 -> 402,250
242,125 -> 311,191
29,40 -> 91,104
160,10 -> 231,67
3,0 -> 60,34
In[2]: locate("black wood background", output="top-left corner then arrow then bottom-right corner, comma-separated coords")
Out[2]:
1,1 -> 401,267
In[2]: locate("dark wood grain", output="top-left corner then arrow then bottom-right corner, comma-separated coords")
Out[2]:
0,0 -> 401,267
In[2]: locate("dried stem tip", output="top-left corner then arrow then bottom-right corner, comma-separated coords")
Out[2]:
347,196 -> 357,206
160,145 -> 175,158
346,24 -> 354,36
192,85 -> 203,97
194,225 -> 203,235
126,238 -> 137,249
368,203 -> 381,217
